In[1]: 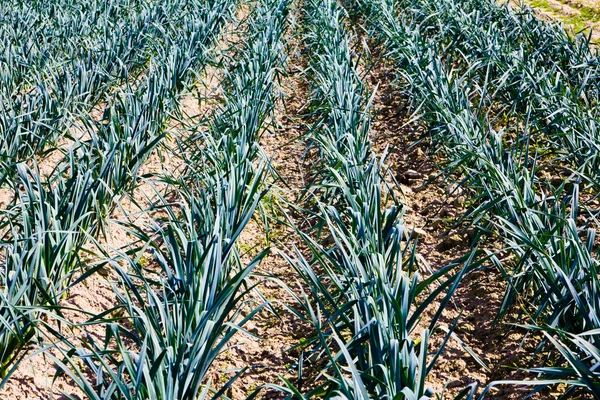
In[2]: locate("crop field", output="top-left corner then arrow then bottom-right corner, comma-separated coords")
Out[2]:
0,0 -> 599,399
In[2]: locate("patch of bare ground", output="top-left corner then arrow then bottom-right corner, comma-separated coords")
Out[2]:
366,60 -> 570,399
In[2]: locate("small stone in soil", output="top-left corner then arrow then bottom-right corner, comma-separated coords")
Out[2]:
438,207 -> 452,218
436,234 -> 465,251
404,227 -> 427,240
404,169 -> 423,180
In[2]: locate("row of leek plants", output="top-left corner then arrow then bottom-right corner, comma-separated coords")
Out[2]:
277,0 -> 474,398
48,0 -> 289,398
0,0 -> 239,384
351,0 -> 600,396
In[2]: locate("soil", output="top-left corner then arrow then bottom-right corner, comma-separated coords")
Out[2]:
209,76 -> 314,400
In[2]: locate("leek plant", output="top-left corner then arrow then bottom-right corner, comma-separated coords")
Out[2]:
0,164 -> 104,379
